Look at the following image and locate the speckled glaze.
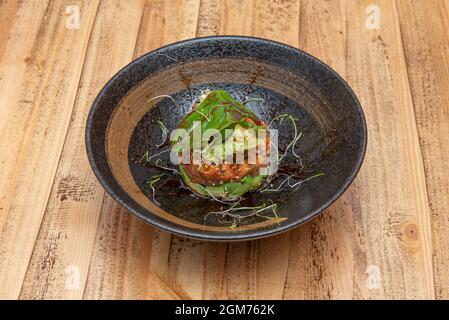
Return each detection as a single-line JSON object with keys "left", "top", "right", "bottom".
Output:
{"left": 86, "top": 36, "right": 367, "bottom": 241}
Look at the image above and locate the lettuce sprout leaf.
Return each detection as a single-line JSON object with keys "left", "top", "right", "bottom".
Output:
{"left": 174, "top": 90, "right": 268, "bottom": 199}
{"left": 179, "top": 165, "right": 265, "bottom": 200}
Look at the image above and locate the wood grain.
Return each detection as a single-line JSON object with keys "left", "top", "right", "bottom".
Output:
{"left": 0, "top": 0, "right": 448, "bottom": 300}
{"left": 83, "top": 0, "right": 201, "bottom": 300}
{"left": 396, "top": 0, "right": 449, "bottom": 299}
{"left": 282, "top": 0, "right": 359, "bottom": 300}
{"left": 216, "top": 0, "right": 300, "bottom": 300}
{"left": 18, "top": 0, "right": 145, "bottom": 300}
{"left": 0, "top": 0, "right": 99, "bottom": 299}
{"left": 0, "top": 0, "right": 20, "bottom": 60}
{"left": 344, "top": 0, "right": 434, "bottom": 298}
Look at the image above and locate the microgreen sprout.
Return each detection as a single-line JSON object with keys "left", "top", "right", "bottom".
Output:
{"left": 140, "top": 150, "right": 150, "bottom": 162}
{"left": 154, "top": 158, "right": 179, "bottom": 175}
{"left": 287, "top": 172, "right": 325, "bottom": 189}
{"left": 147, "top": 173, "right": 165, "bottom": 206}
{"left": 196, "top": 184, "right": 243, "bottom": 205}
{"left": 204, "top": 200, "right": 280, "bottom": 227}
{"left": 148, "top": 94, "right": 176, "bottom": 106}
{"left": 192, "top": 108, "right": 211, "bottom": 122}
{"left": 140, "top": 148, "right": 171, "bottom": 162}
{"left": 155, "top": 120, "right": 169, "bottom": 148}
{"left": 242, "top": 97, "right": 265, "bottom": 104}
{"left": 268, "top": 113, "right": 290, "bottom": 128}
{"left": 268, "top": 113, "right": 303, "bottom": 164}
{"left": 260, "top": 174, "right": 294, "bottom": 193}
{"left": 261, "top": 172, "right": 325, "bottom": 193}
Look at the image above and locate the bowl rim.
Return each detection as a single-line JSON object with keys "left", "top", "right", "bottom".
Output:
{"left": 85, "top": 35, "right": 367, "bottom": 241}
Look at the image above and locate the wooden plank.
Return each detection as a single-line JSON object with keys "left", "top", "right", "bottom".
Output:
{"left": 282, "top": 0, "right": 358, "bottom": 299}
{"left": 396, "top": 0, "right": 449, "bottom": 299}
{"left": 219, "top": 0, "right": 300, "bottom": 300}
{"left": 0, "top": 0, "right": 442, "bottom": 300}
{"left": 146, "top": 0, "right": 301, "bottom": 300}
{"left": 191, "top": 0, "right": 434, "bottom": 299}
{"left": 0, "top": 0, "right": 99, "bottom": 299}
{"left": 340, "top": 0, "right": 434, "bottom": 298}
{"left": 18, "top": 0, "right": 145, "bottom": 300}
{"left": 196, "top": 0, "right": 354, "bottom": 300}
{"left": 203, "top": 0, "right": 356, "bottom": 300}
{"left": 83, "top": 0, "right": 201, "bottom": 300}
{"left": 0, "top": 0, "right": 20, "bottom": 60}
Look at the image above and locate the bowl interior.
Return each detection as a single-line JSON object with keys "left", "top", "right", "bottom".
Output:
{"left": 86, "top": 37, "right": 366, "bottom": 240}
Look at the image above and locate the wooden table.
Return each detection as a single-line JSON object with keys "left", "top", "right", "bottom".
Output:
{"left": 0, "top": 0, "right": 448, "bottom": 300}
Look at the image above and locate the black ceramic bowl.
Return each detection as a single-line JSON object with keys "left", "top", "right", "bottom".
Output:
{"left": 86, "top": 36, "right": 366, "bottom": 241}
